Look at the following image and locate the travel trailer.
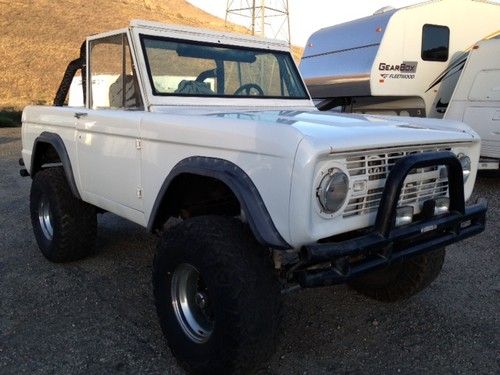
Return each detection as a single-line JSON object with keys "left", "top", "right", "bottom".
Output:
{"left": 299, "top": 0, "right": 500, "bottom": 168}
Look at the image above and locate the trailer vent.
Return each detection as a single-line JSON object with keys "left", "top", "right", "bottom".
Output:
{"left": 343, "top": 146, "right": 451, "bottom": 218}
{"left": 374, "top": 6, "right": 395, "bottom": 15}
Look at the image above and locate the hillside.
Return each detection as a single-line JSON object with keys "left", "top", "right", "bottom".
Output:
{"left": 0, "top": 0, "right": 303, "bottom": 110}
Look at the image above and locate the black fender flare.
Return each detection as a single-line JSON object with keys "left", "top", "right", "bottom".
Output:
{"left": 31, "top": 132, "right": 81, "bottom": 199}
{"left": 147, "top": 157, "right": 291, "bottom": 250}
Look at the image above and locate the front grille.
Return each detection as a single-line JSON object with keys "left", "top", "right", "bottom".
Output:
{"left": 343, "top": 146, "right": 451, "bottom": 218}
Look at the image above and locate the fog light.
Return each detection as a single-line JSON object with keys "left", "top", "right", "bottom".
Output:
{"left": 434, "top": 197, "right": 450, "bottom": 215}
{"left": 395, "top": 206, "right": 414, "bottom": 227}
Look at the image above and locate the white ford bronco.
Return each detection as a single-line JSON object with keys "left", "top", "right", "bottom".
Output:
{"left": 21, "top": 20, "right": 487, "bottom": 373}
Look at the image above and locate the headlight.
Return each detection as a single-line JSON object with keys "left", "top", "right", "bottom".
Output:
{"left": 458, "top": 154, "right": 471, "bottom": 182}
{"left": 317, "top": 168, "right": 349, "bottom": 213}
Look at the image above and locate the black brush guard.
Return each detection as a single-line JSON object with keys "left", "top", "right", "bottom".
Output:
{"left": 295, "top": 151, "right": 487, "bottom": 288}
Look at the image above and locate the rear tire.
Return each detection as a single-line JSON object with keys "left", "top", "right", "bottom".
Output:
{"left": 153, "top": 215, "right": 281, "bottom": 374}
{"left": 349, "top": 248, "right": 446, "bottom": 302}
{"left": 30, "top": 168, "right": 97, "bottom": 262}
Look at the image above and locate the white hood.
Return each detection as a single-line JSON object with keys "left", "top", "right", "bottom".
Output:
{"left": 198, "top": 109, "right": 478, "bottom": 152}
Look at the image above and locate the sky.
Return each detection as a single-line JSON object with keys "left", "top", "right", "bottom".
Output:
{"left": 186, "top": 0, "right": 426, "bottom": 46}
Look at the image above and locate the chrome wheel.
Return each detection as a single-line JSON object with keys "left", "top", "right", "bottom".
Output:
{"left": 38, "top": 195, "right": 53, "bottom": 240}
{"left": 171, "top": 263, "right": 214, "bottom": 343}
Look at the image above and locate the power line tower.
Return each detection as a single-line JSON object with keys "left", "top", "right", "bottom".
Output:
{"left": 225, "top": 0, "right": 291, "bottom": 45}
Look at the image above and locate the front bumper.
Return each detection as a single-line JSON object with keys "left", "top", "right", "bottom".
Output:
{"left": 295, "top": 151, "right": 487, "bottom": 288}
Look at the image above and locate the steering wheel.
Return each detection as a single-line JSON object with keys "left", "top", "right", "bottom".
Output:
{"left": 233, "top": 83, "right": 264, "bottom": 96}
{"left": 196, "top": 69, "right": 217, "bottom": 83}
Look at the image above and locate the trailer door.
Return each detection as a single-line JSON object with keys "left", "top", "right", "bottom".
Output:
{"left": 464, "top": 69, "right": 500, "bottom": 159}
{"left": 445, "top": 39, "right": 500, "bottom": 160}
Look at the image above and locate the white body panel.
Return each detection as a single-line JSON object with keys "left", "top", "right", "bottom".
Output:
{"left": 22, "top": 104, "right": 480, "bottom": 248}
{"left": 76, "top": 110, "right": 143, "bottom": 212}
{"left": 21, "top": 20, "right": 482, "bottom": 249}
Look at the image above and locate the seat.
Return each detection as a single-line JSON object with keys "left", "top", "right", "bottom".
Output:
{"left": 109, "top": 75, "right": 142, "bottom": 108}
{"left": 174, "top": 80, "right": 215, "bottom": 95}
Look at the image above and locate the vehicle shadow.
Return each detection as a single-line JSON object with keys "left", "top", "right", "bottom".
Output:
{"left": 477, "top": 169, "right": 500, "bottom": 179}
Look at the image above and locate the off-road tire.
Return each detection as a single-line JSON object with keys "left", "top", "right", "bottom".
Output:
{"left": 349, "top": 248, "right": 446, "bottom": 302}
{"left": 30, "top": 167, "right": 97, "bottom": 262}
{"left": 153, "top": 215, "right": 282, "bottom": 374}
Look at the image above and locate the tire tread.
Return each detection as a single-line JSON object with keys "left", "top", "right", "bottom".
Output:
{"left": 30, "top": 167, "right": 96, "bottom": 262}
{"left": 153, "top": 216, "right": 281, "bottom": 374}
{"left": 349, "top": 249, "right": 446, "bottom": 302}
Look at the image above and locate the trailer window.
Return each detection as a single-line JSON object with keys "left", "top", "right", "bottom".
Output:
{"left": 421, "top": 24, "right": 449, "bottom": 62}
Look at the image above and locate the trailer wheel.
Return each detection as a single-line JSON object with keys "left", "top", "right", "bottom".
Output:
{"left": 349, "top": 248, "right": 446, "bottom": 302}
{"left": 30, "top": 167, "right": 97, "bottom": 262}
{"left": 153, "top": 215, "right": 281, "bottom": 373}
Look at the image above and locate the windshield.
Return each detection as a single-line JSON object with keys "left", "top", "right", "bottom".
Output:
{"left": 140, "top": 35, "right": 308, "bottom": 99}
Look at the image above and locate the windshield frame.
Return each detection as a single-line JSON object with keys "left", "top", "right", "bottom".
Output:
{"left": 139, "top": 34, "right": 309, "bottom": 100}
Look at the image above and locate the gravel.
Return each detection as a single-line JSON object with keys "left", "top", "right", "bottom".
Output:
{"left": 1, "top": 127, "right": 498, "bottom": 374}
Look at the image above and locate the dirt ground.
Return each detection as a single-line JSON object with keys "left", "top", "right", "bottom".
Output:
{"left": 1, "top": 127, "right": 498, "bottom": 374}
